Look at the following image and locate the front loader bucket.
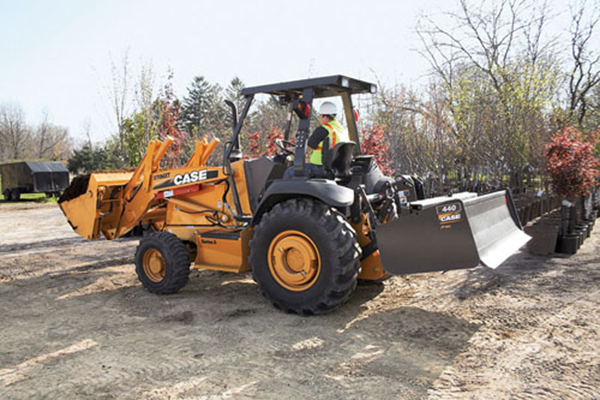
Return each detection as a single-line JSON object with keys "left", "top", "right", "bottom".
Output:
{"left": 58, "top": 172, "right": 132, "bottom": 240}
{"left": 376, "top": 190, "right": 530, "bottom": 275}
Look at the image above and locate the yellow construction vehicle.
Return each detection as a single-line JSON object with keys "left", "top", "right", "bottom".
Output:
{"left": 59, "top": 76, "right": 529, "bottom": 315}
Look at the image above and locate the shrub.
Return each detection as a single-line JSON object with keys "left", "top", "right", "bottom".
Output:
{"left": 361, "top": 125, "right": 395, "bottom": 176}
{"left": 545, "top": 126, "right": 599, "bottom": 198}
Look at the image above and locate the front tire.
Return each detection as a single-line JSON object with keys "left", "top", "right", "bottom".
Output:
{"left": 250, "top": 198, "right": 361, "bottom": 315}
{"left": 11, "top": 188, "right": 20, "bottom": 201}
{"left": 135, "top": 232, "right": 191, "bottom": 294}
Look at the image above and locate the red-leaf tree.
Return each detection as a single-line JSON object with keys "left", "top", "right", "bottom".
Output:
{"left": 244, "top": 127, "right": 284, "bottom": 158}
{"left": 361, "top": 125, "right": 395, "bottom": 176}
{"left": 245, "top": 131, "right": 262, "bottom": 158}
{"left": 157, "top": 74, "right": 186, "bottom": 167}
{"left": 545, "top": 126, "right": 599, "bottom": 198}
{"left": 265, "top": 127, "right": 283, "bottom": 156}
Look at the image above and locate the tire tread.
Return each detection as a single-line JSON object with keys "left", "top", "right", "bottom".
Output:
{"left": 250, "top": 198, "right": 361, "bottom": 315}
{"left": 135, "top": 231, "right": 190, "bottom": 294}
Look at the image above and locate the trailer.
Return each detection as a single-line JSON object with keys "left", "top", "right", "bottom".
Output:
{"left": 1, "top": 161, "right": 70, "bottom": 201}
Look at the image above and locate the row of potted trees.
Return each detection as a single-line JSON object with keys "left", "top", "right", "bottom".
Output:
{"left": 524, "top": 127, "right": 599, "bottom": 255}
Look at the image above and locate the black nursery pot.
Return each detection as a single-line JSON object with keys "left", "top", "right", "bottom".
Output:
{"left": 555, "top": 234, "right": 581, "bottom": 254}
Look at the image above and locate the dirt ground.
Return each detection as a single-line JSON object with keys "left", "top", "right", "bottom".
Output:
{"left": 0, "top": 202, "right": 598, "bottom": 399}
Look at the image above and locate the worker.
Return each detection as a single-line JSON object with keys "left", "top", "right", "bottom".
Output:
{"left": 284, "top": 101, "right": 349, "bottom": 178}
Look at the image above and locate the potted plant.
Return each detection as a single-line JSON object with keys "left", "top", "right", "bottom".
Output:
{"left": 545, "top": 127, "right": 599, "bottom": 254}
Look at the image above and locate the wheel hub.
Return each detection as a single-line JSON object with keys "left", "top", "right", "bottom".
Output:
{"left": 143, "top": 248, "right": 166, "bottom": 282}
{"left": 268, "top": 231, "right": 321, "bottom": 291}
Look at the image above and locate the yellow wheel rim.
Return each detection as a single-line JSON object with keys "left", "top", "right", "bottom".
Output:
{"left": 268, "top": 230, "right": 321, "bottom": 291}
{"left": 143, "top": 248, "right": 166, "bottom": 283}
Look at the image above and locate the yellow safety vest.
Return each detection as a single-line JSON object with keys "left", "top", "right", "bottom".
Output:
{"left": 309, "top": 119, "right": 349, "bottom": 165}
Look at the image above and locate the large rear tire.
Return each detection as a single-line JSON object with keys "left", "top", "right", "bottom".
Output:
{"left": 135, "top": 232, "right": 191, "bottom": 294}
{"left": 250, "top": 198, "right": 361, "bottom": 315}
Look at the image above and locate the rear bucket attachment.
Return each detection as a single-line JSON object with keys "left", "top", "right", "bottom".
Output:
{"left": 376, "top": 190, "right": 530, "bottom": 275}
{"left": 58, "top": 172, "right": 132, "bottom": 240}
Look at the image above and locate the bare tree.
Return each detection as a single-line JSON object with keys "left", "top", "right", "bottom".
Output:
{"left": 0, "top": 103, "right": 30, "bottom": 161}
{"left": 81, "top": 118, "right": 93, "bottom": 148}
{"left": 33, "top": 111, "right": 71, "bottom": 159}
{"left": 104, "top": 49, "right": 132, "bottom": 165}
{"left": 134, "top": 61, "right": 158, "bottom": 149}
{"left": 417, "top": 0, "right": 527, "bottom": 106}
{"left": 567, "top": 0, "right": 600, "bottom": 127}
{"left": 416, "top": 0, "right": 559, "bottom": 190}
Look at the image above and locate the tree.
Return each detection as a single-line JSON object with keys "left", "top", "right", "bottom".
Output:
{"left": 119, "top": 71, "right": 187, "bottom": 168}
{"left": 134, "top": 62, "right": 159, "bottom": 153}
{"left": 120, "top": 64, "right": 160, "bottom": 167}
{"left": 264, "top": 127, "right": 283, "bottom": 156}
{"left": 32, "top": 111, "right": 71, "bottom": 160}
{"left": 245, "top": 96, "right": 289, "bottom": 150}
{"left": 245, "top": 132, "right": 262, "bottom": 158}
{"left": 361, "top": 125, "right": 394, "bottom": 176}
{"left": 566, "top": 0, "right": 600, "bottom": 128}
{"left": 417, "top": 0, "right": 560, "bottom": 191}
{"left": 121, "top": 114, "right": 151, "bottom": 166}
{"left": 67, "top": 143, "right": 119, "bottom": 174}
{"left": 180, "top": 76, "right": 224, "bottom": 139}
{"left": 156, "top": 73, "right": 186, "bottom": 167}
{"left": 545, "top": 126, "right": 598, "bottom": 198}
{"left": 584, "top": 84, "right": 600, "bottom": 132}
{"left": 104, "top": 50, "right": 132, "bottom": 165}
{"left": 0, "top": 103, "right": 30, "bottom": 161}
{"left": 225, "top": 76, "right": 246, "bottom": 117}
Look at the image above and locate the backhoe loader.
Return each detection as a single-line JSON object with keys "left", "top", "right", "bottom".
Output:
{"left": 59, "top": 75, "right": 530, "bottom": 315}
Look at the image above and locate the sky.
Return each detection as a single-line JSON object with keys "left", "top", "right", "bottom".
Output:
{"left": 0, "top": 0, "right": 581, "bottom": 143}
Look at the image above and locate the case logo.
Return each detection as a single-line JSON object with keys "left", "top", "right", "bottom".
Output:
{"left": 174, "top": 170, "right": 208, "bottom": 185}
{"left": 436, "top": 202, "right": 462, "bottom": 224}
{"left": 439, "top": 213, "right": 462, "bottom": 222}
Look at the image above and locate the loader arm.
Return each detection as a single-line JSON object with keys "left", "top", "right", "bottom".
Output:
{"left": 59, "top": 136, "right": 224, "bottom": 241}
{"left": 107, "top": 138, "right": 173, "bottom": 238}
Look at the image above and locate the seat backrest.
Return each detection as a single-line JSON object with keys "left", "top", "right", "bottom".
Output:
{"left": 325, "top": 141, "right": 356, "bottom": 179}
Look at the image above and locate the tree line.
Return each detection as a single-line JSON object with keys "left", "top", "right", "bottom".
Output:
{"left": 0, "top": 105, "right": 72, "bottom": 163}
{"left": 67, "top": 58, "right": 291, "bottom": 173}
{"left": 365, "top": 0, "right": 600, "bottom": 194}
{"left": 2, "top": 0, "right": 598, "bottom": 197}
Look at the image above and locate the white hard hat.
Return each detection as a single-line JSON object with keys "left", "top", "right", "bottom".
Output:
{"left": 318, "top": 101, "right": 337, "bottom": 116}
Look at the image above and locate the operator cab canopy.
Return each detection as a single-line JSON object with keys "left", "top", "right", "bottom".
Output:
{"left": 238, "top": 75, "right": 377, "bottom": 150}
{"left": 240, "top": 75, "right": 377, "bottom": 100}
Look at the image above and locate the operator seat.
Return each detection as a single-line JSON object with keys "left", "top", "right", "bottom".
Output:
{"left": 323, "top": 141, "right": 357, "bottom": 181}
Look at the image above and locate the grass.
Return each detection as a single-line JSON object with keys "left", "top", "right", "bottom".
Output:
{"left": 0, "top": 191, "right": 58, "bottom": 204}
{"left": 0, "top": 174, "right": 58, "bottom": 204}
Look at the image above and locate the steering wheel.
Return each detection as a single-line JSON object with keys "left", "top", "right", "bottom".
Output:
{"left": 275, "top": 139, "right": 295, "bottom": 155}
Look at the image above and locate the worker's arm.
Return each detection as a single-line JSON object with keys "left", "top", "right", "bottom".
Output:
{"left": 307, "top": 126, "right": 328, "bottom": 149}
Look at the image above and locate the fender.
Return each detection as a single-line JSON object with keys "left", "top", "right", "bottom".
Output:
{"left": 251, "top": 178, "right": 355, "bottom": 225}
